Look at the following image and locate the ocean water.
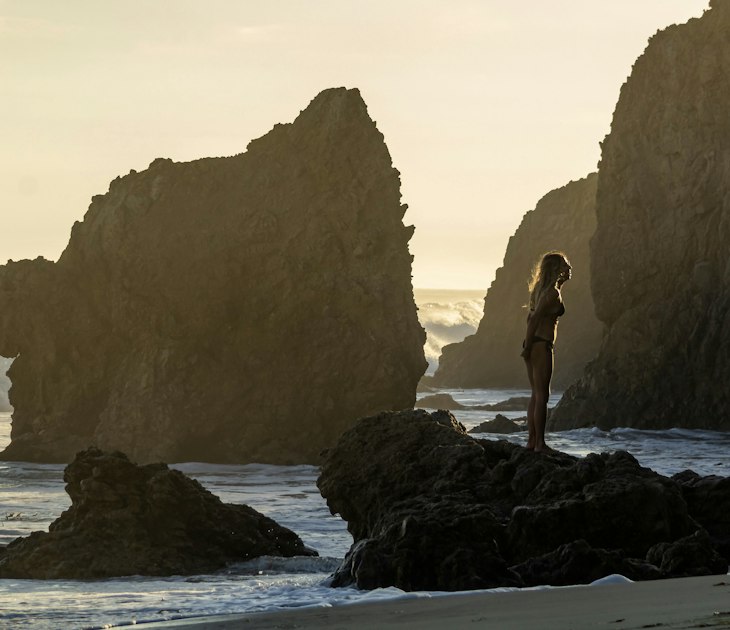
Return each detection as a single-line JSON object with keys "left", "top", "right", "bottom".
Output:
{"left": 1, "top": 294, "right": 728, "bottom": 628}
{"left": 2, "top": 392, "right": 730, "bottom": 629}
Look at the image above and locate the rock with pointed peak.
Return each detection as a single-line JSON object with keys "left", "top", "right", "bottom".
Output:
{"left": 0, "top": 88, "right": 426, "bottom": 464}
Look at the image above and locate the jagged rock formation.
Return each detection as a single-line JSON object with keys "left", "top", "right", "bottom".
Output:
{"left": 317, "top": 409, "right": 728, "bottom": 591}
{"left": 0, "top": 358, "right": 10, "bottom": 411}
{"left": 551, "top": 2, "right": 730, "bottom": 431}
{"left": 0, "top": 448, "right": 315, "bottom": 579}
{"left": 431, "top": 174, "right": 602, "bottom": 390}
{"left": 672, "top": 470, "right": 730, "bottom": 562}
{"left": 0, "top": 88, "right": 426, "bottom": 464}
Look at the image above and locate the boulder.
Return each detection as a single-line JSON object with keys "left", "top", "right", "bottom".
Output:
{"left": 431, "top": 174, "right": 602, "bottom": 390}
{"left": 0, "top": 448, "right": 315, "bottom": 579}
{"left": 318, "top": 409, "right": 727, "bottom": 591}
{"left": 551, "top": 3, "right": 730, "bottom": 431}
{"left": 511, "top": 539, "right": 661, "bottom": 587}
{"left": 646, "top": 529, "right": 728, "bottom": 579}
{"left": 318, "top": 410, "right": 522, "bottom": 591}
{"left": 504, "top": 450, "right": 695, "bottom": 564}
{"left": 672, "top": 470, "right": 730, "bottom": 563}
{"left": 468, "top": 414, "right": 522, "bottom": 434}
{"left": 0, "top": 87, "right": 426, "bottom": 464}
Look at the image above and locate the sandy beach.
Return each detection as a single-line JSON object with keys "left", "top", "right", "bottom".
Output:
{"left": 138, "top": 574, "right": 730, "bottom": 629}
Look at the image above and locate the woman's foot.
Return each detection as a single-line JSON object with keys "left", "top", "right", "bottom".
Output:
{"left": 534, "top": 444, "right": 559, "bottom": 455}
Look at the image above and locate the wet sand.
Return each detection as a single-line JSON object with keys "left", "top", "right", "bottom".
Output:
{"left": 139, "top": 573, "right": 730, "bottom": 629}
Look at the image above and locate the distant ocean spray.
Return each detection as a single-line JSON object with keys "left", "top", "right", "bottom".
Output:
{"left": 414, "top": 289, "right": 485, "bottom": 374}
{"left": 0, "top": 357, "right": 11, "bottom": 411}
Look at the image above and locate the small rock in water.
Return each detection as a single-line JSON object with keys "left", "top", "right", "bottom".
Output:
{"left": 468, "top": 414, "right": 523, "bottom": 434}
{"left": 0, "top": 447, "right": 316, "bottom": 579}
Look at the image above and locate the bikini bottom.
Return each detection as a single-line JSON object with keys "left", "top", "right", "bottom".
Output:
{"left": 523, "top": 336, "right": 554, "bottom": 351}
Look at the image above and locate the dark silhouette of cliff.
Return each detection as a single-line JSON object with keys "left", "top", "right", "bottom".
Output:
{"left": 431, "top": 175, "right": 602, "bottom": 390}
{"left": 0, "top": 87, "right": 427, "bottom": 464}
{"left": 551, "top": 2, "right": 730, "bottom": 430}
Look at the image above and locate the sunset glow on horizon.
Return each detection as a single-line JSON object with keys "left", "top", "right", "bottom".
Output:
{"left": 1, "top": 0, "right": 708, "bottom": 289}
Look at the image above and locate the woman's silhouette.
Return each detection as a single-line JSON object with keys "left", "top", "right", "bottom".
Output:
{"left": 520, "top": 251, "right": 572, "bottom": 452}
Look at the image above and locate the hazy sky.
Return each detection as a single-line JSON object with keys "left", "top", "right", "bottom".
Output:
{"left": 1, "top": 1, "right": 708, "bottom": 289}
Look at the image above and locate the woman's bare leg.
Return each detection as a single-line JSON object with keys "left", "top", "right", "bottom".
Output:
{"left": 524, "top": 355, "right": 536, "bottom": 449}
{"left": 530, "top": 344, "right": 554, "bottom": 452}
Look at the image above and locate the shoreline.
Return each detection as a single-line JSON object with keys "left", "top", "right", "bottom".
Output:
{"left": 138, "top": 573, "right": 730, "bottom": 629}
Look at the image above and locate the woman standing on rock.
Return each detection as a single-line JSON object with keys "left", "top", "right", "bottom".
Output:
{"left": 520, "top": 251, "right": 571, "bottom": 453}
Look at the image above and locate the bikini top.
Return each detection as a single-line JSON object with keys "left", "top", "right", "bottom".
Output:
{"left": 530, "top": 302, "right": 565, "bottom": 318}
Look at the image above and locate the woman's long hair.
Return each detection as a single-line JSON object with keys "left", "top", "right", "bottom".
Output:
{"left": 527, "top": 251, "right": 566, "bottom": 310}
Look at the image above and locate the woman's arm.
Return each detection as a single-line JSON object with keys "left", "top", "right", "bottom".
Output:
{"left": 521, "top": 288, "right": 558, "bottom": 358}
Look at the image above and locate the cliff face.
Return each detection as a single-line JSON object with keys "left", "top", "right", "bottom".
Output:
{"left": 431, "top": 175, "right": 602, "bottom": 390}
{"left": 551, "top": 3, "right": 730, "bottom": 430}
{"left": 0, "top": 88, "right": 426, "bottom": 464}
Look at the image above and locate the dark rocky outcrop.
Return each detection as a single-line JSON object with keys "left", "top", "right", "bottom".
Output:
{"left": 431, "top": 174, "right": 603, "bottom": 390}
{"left": 512, "top": 539, "right": 661, "bottom": 587}
{"left": 468, "top": 414, "right": 522, "bottom": 434}
{"left": 645, "top": 529, "right": 727, "bottom": 579}
{"left": 0, "top": 87, "right": 426, "bottom": 464}
{"left": 551, "top": 3, "right": 730, "bottom": 430}
{"left": 672, "top": 470, "right": 730, "bottom": 562}
{"left": 318, "top": 409, "right": 729, "bottom": 591}
{"left": 0, "top": 448, "right": 314, "bottom": 579}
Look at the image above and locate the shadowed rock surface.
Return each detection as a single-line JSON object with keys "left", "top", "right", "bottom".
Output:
{"left": 0, "top": 87, "right": 426, "bottom": 464}
{"left": 551, "top": 3, "right": 730, "bottom": 431}
{"left": 317, "top": 409, "right": 729, "bottom": 591}
{"left": 431, "top": 174, "right": 602, "bottom": 390}
{"left": 468, "top": 414, "right": 522, "bottom": 434}
{"left": 511, "top": 539, "right": 662, "bottom": 586}
{"left": 0, "top": 448, "right": 315, "bottom": 579}
{"left": 672, "top": 470, "right": 730, "bottom": 562}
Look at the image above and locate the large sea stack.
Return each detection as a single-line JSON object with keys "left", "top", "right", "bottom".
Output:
{"left": 551, "top": 2, "right": 730, "bottom": 430}
{"left": 0, "top": 87, "right": 427, "bottom": 464}
{"left": 431, "top": 175, "right": 602, "bottom": 390}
